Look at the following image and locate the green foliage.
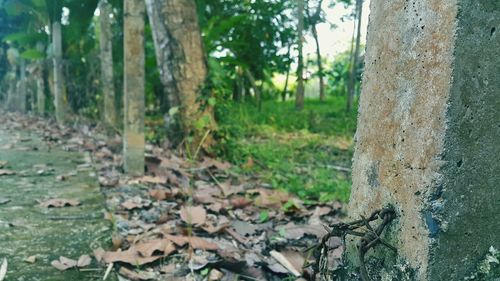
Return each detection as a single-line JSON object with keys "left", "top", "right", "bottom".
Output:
{"left": 217, "top": 97, "right": 357, "bottom": 202}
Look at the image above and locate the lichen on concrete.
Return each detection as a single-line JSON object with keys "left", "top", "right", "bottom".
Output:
{"left": 345, "top": 0, "right": 499, "bottom": 280}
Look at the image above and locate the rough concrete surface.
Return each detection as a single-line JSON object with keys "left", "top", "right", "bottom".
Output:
{"left": 345, "top": 0, "right": 499, "bottom": 280}
{"left": 0, "top": 127, "right": 114, "bottom": 280}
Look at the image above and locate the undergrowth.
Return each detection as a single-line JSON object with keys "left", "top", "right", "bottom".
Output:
{"left": 216, "top": 97, "right": 358, "bottom": 203}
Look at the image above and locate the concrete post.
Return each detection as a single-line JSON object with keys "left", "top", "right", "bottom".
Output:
{"left": 123, "top": 0, "right": 145, "bottom": 176}
{"left": 345, "top": 1, "right": 499, "bottom": 280}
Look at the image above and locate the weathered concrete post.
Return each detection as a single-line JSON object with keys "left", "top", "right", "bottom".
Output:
{"left": 123, "top": 0, "right": 145, "bottom": 175}
{"left": 345, "top": 1, "right": 499, "bottom": 280}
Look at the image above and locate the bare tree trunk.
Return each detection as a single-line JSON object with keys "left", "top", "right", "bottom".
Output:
{"left": 244, "top": 68, "right": 262, "bottom": 110}
{"left": 144, "top": 0, "right": 179, "bottom": 109}
{"left": 36, "top": 62, "right": 45, "bottom": 114}
{"left": 307, "top": 0, "right": 325, "bottom": 102}
{"left": 16, "top": 58, "right": 27, "bottom": 112}
{"left": 123, "top": 0, "right": 145, "bottom": 175}
{"left": 295, "top": 0, "right": 305, "bottom": 111}
{"left": 233, "top": 66, "right": 242, "bottom": 102}
{"left": 282, "top": 45, "right": 291, "bottom": 102}
{"left": 346, "top": 12, "right": 356, "bottom": 97}
{"left": 52, "top": 21, "right": 68, "bottom": 124}
{"left": 347, "top": 0, "right": 363, "bottom": 112}
{"left": 146, "top": 0, "right": 214, "bottom": 154}
{"left": 5, "top": 69, "right": 16, "bottom": 111}
{"left": 99, "top": 0, "right": 117, "bottom": 127}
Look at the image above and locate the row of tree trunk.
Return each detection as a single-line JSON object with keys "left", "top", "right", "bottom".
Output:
{"left": 3, "top": 0, "right": 211, "bottom": 176}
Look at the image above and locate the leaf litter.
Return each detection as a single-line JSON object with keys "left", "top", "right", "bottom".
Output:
{"left": 1, "top": 112, "right": 347, "bottom": 280}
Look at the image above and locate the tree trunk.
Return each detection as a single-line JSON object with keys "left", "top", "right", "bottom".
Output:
{"left": 282, "top": 45, "right": 292, "bottom": 102}
{"left": 308, "top": 0, "right": 325, "bottom": 102}
{"left": 144, "top": 0, "right": 180, "bottom": 109}
{"left": 244, "top": 68, "right": 261, "bottom": 110}
{"left": 99, "top": 0, "right": 117, "bottom": 127}
{"left": 5, "top": 69, "right": 16, "bottom": 111}
{"left": 52, "top": 21, "right": 68, "bottom": 124}
{"left": 36, "top": 62, "right": 45, "bottom": 114}
{"left": 16, "top": 58, "right": 27, "bottom": 112}
{"left": 347, "top": 0, "right": 363, "bottom": 112}
{"left": 295, "top": 0, "right": 305, "bottom": 111}
{"left": 233, "top": 67, "right": 242, "bottom": 102}
{"left": 145, "top": 0, "right": 214, "bottom": 154}
{"left": 123, "top": 0, "right": 145, "bottom": 175}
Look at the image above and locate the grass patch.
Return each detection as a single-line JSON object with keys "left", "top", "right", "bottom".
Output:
{"left": 217, "top": 97, "right": 358, "bottom": 203}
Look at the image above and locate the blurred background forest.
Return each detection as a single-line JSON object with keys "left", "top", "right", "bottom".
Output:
{"left": 0, "top": 0, "right": 367, "bottom": 203}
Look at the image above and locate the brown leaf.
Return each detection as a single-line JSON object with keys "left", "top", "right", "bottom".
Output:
{"left": 229, "top": 196, "right": 252, "bottom": 208}
{"left": 130, "top": 175, "right": 166, "bottom": 185}
{"left": 277, "top": 222, "right": 328, "bottom": 240}
{"left": 248, "top": 188, "right": 289, "bottom": 209}
{"left": 77, "top": 255, "right": 92, "bottom": 267}
{"left": 135, "top": 239, "right": 176, "bottom": 257}
{"left": 148, "top": 188, "right": 172, "bottom": 201}
{"left": 180, "top": 205, "right": 206, "bottom": 226}
{"left": 164, "top": 235, "right": 218, "bottom": 250}
{"left": 0, "top": 169, "right": 15, "bottom": 176}
{"left": 51, "top": 256, "right": 77, "bottom": 271}
{"left": 200, "top": 157, "right": 231, "bottom": 170}
{"left": 103, "top": 248, "right": 163, "bottom": 266}
{"left": 121, "top": 197, "right": 150, "bottom": 210}
{"left": 118, "top": 267, "right": 157, "bottom": 281}
{"left": 40, "top": 198, "right": 81, "bottom": 208}
{"left": 308, "top": 206, "right": 332, "bottom": 225}
{"left": 220, "top": 182, "right": 245, "bottom": 197}
{"left": 93, "top": 247, "right": 105, "bottom": 263}
{"left": 208, "top": 269, "right": 224, "bottom": 281}
{"left": 241, "top": 157, "right": 254, "bottom": 170}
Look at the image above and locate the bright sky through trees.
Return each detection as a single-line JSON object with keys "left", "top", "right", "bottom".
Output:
{"left": 304, "top": 0, "right": 370, "bottom": 58}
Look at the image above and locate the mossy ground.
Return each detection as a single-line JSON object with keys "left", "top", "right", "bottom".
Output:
{"left": 0, "top": 128, "right": 114, "bottom": 280}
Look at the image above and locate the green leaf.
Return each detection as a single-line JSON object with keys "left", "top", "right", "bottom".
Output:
{"left": 208, "top": 97, "right": 216, "bottom": 106}
{"left": 2, "top": 32, "right": 46, "bottom": 45}
{"left": 20, "top": 49, "right": 45, "bottom": 60}
{"left": 259, "top": 210, "right": 269, "bottom": 223}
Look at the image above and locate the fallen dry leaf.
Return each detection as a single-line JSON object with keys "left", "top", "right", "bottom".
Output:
{"left": 0, "top": 258, "right": 6, "bottom": 281}
{"left": 103, "top": 248, "right": 163, "bottom": 266}
{"left": 51, "top": 256, "right": 77, "bottom": 271}
{"left": 118, "top": 267, "right": 157, "bottom": 281}
{"left": 180, "top": 205, "right": 206, "bottom": 226}
{"left": 0, "top": 169, "right": 15, "bottom": 176}
{"left": 270, "top": 250, "right": 301, "bottom": 277}
{"left": 121, "top": 197, "right": 150, "bottom": 210}
{"left": 135, "top": 239, "right": 176, "bottom": 257}
{"left": 148, "top": 188, "right": 174, "bottom": 201}
{"left": 77, "top": 255, "right": 92, "bottom": 267}
{"left": 24, "top": 256, "right": 36, "bottom": 264}
{"left": 208, "top": 269, "right": 224, "bottom": 281}
{"left": 200, "top": 157, "right": 231, "bottom": 170}
{"left": 164, "top": 235, "right": 218, "bottom": 250}
{"left": 130, "top": 175, "right": 166, "bottom": 185}
{"left": 40, "top": 198, "right": 81, "bottom": 208}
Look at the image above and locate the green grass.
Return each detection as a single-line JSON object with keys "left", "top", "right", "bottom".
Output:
{"left": 217, "top": 96, "right": 358, "bottom": 203}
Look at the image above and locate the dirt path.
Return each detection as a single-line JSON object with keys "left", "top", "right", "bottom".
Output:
{"left": 0, "top": 126, "right": 113, "bottom": 280}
